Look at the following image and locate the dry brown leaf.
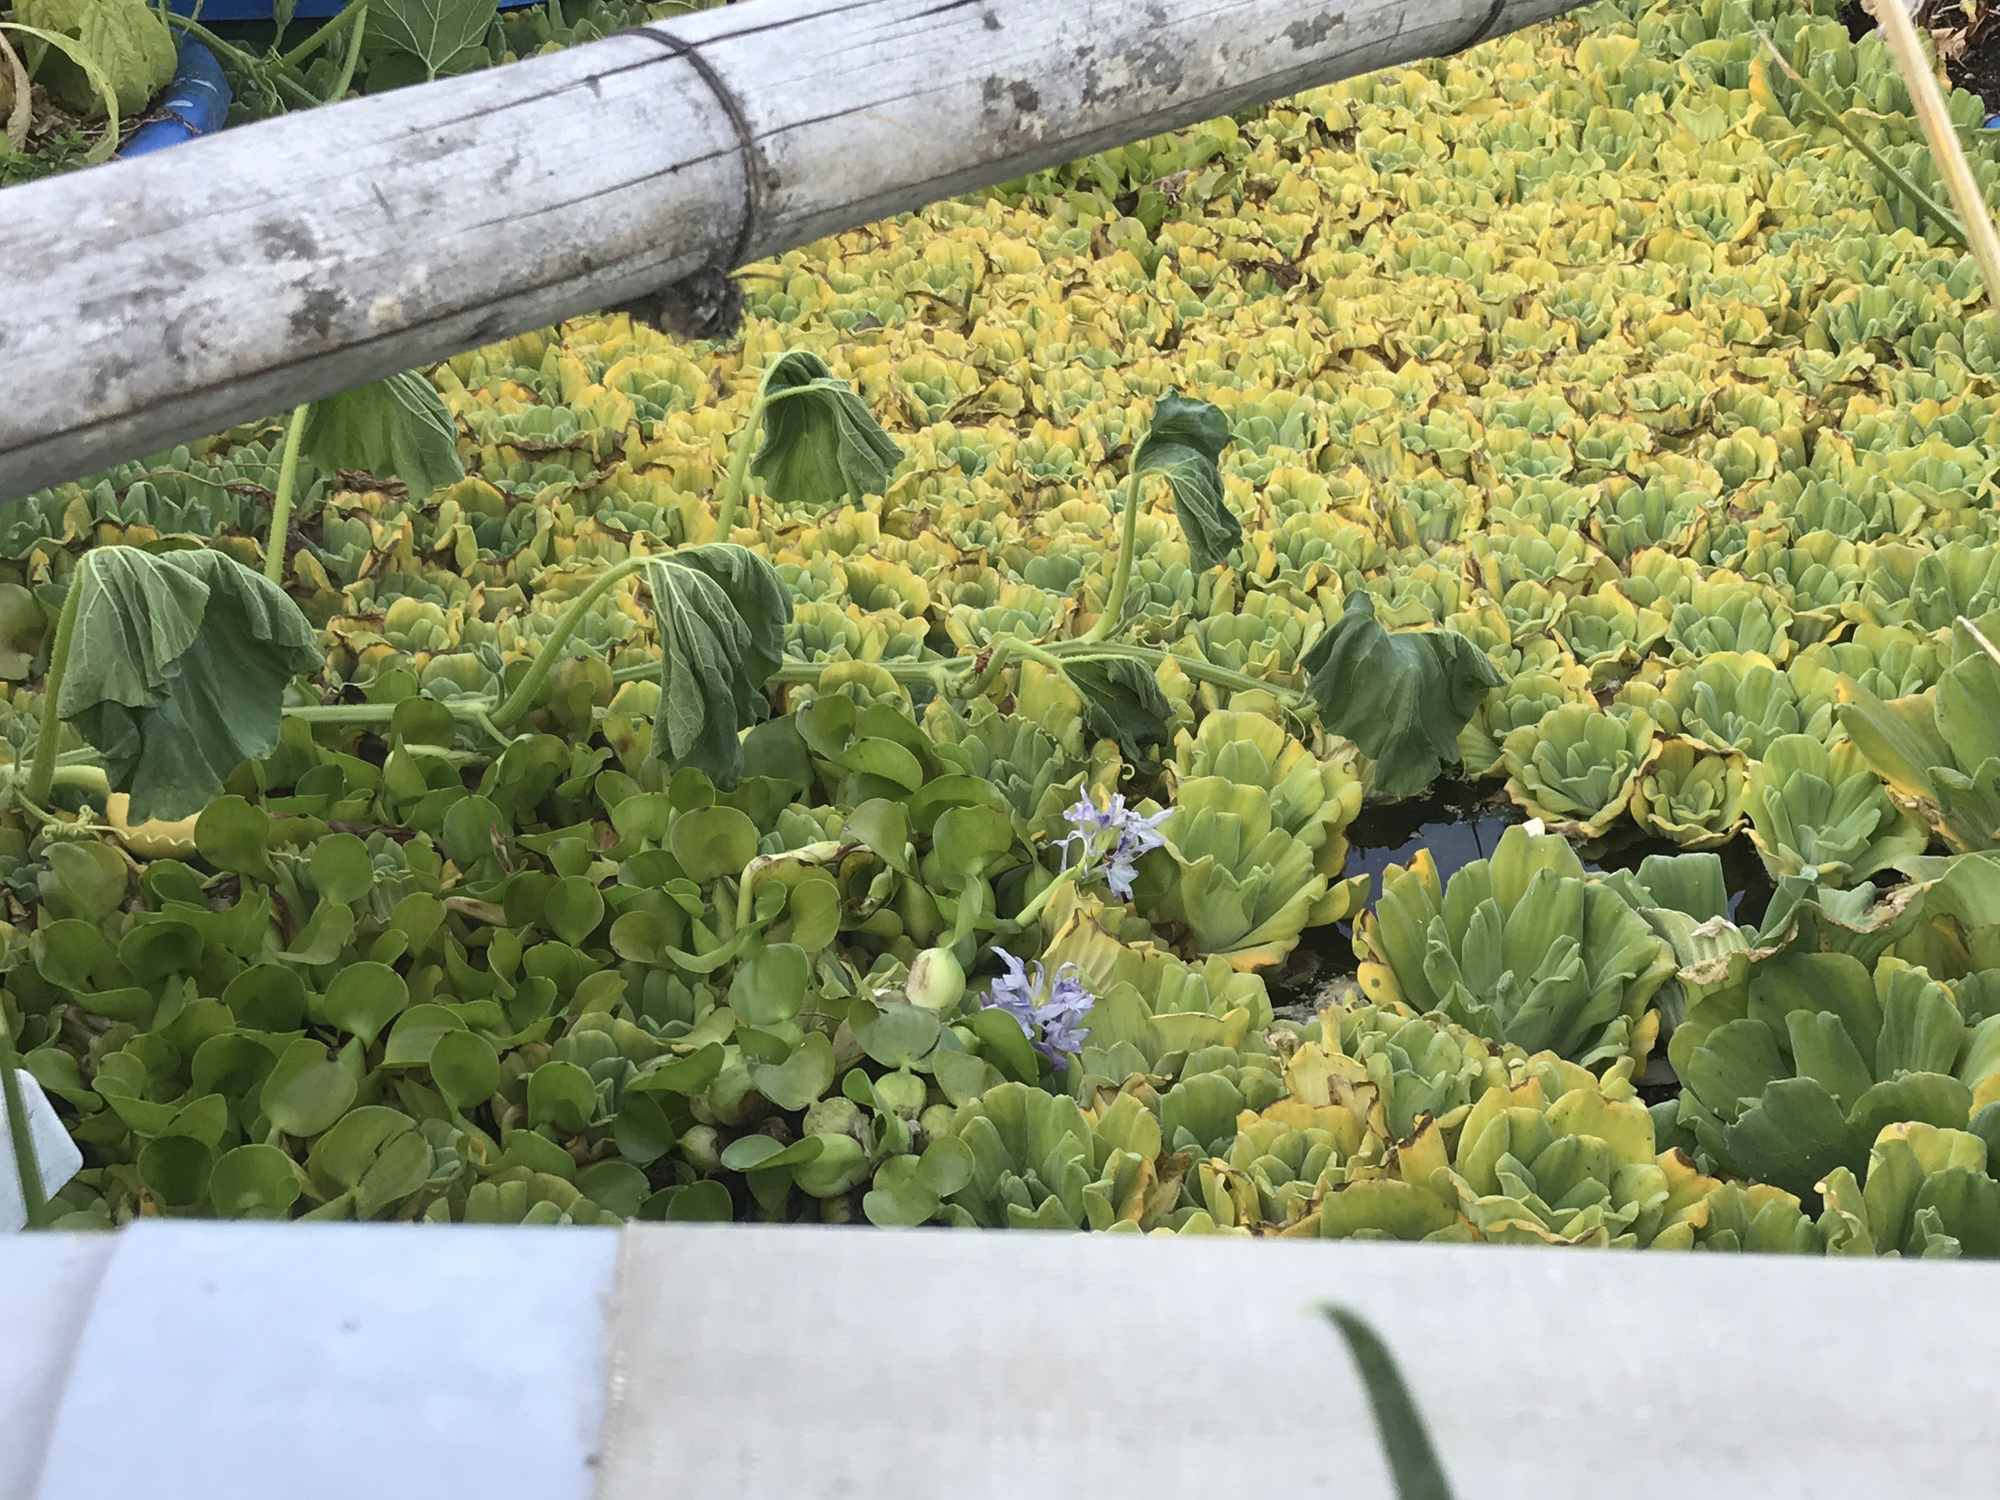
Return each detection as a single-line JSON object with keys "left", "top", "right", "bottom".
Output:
{"left": 0, "top": 30, "right": 29, "bottom": 154}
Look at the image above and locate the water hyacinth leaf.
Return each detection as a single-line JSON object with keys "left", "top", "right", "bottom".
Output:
{"left": 670, "top": 804, "right": 760, "bottom": 882}
{"left": 844, "top": 799, "right": 912, "bottom": 875}
{"left": 1065, "top": 656, "right": 1174, "bottom": 760}
{"left": 528, "top": 1060, "right": 598, "bottom": 1133}
{"left": 261, "top": 1037, "right": 363, "bottom": 1138}
{"left": 751, "top": 350, "right": 904, "bottom": 508}
{"left": 309, "top": 834, "right": 374, "bottom": 904}
{"left": 628, "top": 1042, "right": 725, "bottom": 1097}
{"left": 750, "top": 1031, "right": 836, "bottom": 1111}
{"left": 318, "top": 961, "right": 409, "bottom": 1047}
{"left": 855, "top": 1001, "right": 943, "bottom": 1069}
{"left": 718, "top": 1134, "right": 824, "bottom": 1173}
{"left": 429, "top": 1029, "right": 500, "bottom": 1114}
{"left": 659, "top": 1180, "right": 733, "bottom": 1222}
{"left": 967, "top": 1003, "right": 1041, "bottom": 1084}
{"left": 793, "top": 1134, "right": 869, "bottom": 1197}
{"left": 225, "top": 963, "right": 308, "bottom": 1032}
{"left": 299, "top": 371, "right": 465, "bottom": 497}
{"left": 1303, "top": 593, "right": 1502, "bottom": 799}
{"left": 382, "top": 1003, "right": 466, "bottom": 1068}
{"left": 728, "top": 942, "right": 810, "bottom": 1027}
{"left": 305, "top": 1107, "right": 433, "bottom": 1217}
{"left": 58, "top": 546, "right": 322, "bottom": 821}
{"left": 1134, "top": 393, "right": 1238, "bottom": 571}
{"left": 1321, "top": 1306, "right": 1457, "bottom": 1500}
{"left": 639, "top": 546, "right": 791, "bottom": 789}
{"left": 138, "top": 1136, "right": 212, "bottom": 1208}
{"left": 862, "top": 1152, "right": 944, "bottom": 1227}
{"left": 544, "top": 876, "right": 606, "bottom": 947}
{"left": 40, "top": 840, "right": 127, "bottom": 921}
{"left": 208, "top": 1143, "right": 305, "bottom": 1219}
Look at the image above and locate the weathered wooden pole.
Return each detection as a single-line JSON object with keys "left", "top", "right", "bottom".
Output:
{"left": 0, "top": 0, "right": 1581, "bottom": 500}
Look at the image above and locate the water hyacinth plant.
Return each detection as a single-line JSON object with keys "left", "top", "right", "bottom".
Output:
{"left": 1056, "top": 788, "right": 1170, "bottom": 901}
{"left": 980, "top": 949, "right": 1097, "bottom": 1065}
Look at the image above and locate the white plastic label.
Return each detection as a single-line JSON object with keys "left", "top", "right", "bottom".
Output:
{"left": 2, "top": 1068, "right": 83, "bottom": 1231}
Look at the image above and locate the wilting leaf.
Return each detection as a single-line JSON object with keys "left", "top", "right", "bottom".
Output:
{"left": 1303, "top": 592, "right": 1501, "bottom": 799}
{"left": 1134, "top": 393, "right": 1238, "bottom": 572}
{"left": 367, "top": 0, "right": 497, "bottom": 82}
{"left": 12, "top": 0, "right": 173, "bottom": 115}
{"left": 639, "top": 544, "right": 791, "bottom": 788}
{"left": 751, "top": 350, "right": 904, "bottom": 509}
{"left": 299, "top": 371, "right": 465, "bottom": 497}
{"left": 0, "top": 21, "right": 121, "bottom": 161}
{"left": 1065, "top": 656, "right": 1173, "bottom": 760}
{"left": 59, "top": 546, "right": 323, "bottom": 821}
{"left": 1322, "top": 1306, "right": 1457, "bottom": 1500}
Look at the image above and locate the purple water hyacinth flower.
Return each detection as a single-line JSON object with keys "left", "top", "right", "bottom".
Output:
{"left": 980, "top": 946, "right": 1097, "bottom": 1064}
{"left": 1057, "top": 789, "right": 1171, "bottom": 902}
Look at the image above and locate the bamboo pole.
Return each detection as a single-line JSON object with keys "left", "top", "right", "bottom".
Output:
{"left": 0, "top": 0, "right": 1581, "bottom": 500}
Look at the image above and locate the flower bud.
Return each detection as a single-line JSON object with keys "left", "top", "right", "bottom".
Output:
{"left": 678, "top": 1124, "right": 722, "bottom": 1173}
{"left": 907, "top": 945, "right": 967, "bottom": 1011}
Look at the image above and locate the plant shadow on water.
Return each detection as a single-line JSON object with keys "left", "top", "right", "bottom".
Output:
{"left": 1268, "top": 780, "right": 1778, "bottom": 1018}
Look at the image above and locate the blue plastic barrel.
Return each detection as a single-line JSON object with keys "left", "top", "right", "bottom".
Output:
{"left": 119, "top": 38, "right": 232, "bottom": 158}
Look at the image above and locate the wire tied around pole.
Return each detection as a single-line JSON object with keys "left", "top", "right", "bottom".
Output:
{"left": 605, "top": 24, "right": 767, "bottom": 340}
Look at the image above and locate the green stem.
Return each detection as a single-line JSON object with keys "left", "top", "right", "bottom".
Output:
{"left": 720, "top": 362, "right": 796, "bottom": 532}
{"left": 1085, "top": 469, "right": 1146, "bottom": 643}
{"left": 765, "top": 656, "right": 961, "bottom": 686}
{"left": 25, "top": 558, "right": 87, "bottom": 808}
{"left": 1000, "top": 867, "right": 1076, "bottom": 934}
{"left": 276, "top": 0, "right": 366, "bottom": 70}
{"left": 266, "top": 403, "right": 310, "bottom": 585}
{"left": 281, "top": 698, "right": 499, "bottom": 725}
{"left": 1047, "top": 639, "right": 1306, "bottom": 705}
{"left": 320, "top": 2, "right": 367, "bottom": 103}
{"left": 165, "top": 15, "right": 323, "bottom": 111}
{"left": 1, "top": 1007, "right": 50, "bottom": 1229}
{"left": 954, "top": 639, "right": 1020, "bottom": 700}
{"left": 1755, "top": 29, "right": 1966, "bottom": 246}
{"left": 735, "top": 839, "right": 851, "bottom": 929}
{"left": 488, "top": 556, "right": 651, "bottom": 730}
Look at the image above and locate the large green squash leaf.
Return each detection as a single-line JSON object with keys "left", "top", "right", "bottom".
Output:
{"left": 299, "top": 371, "right": 465, "bottom": 499}
{"left": 751, "top": 351, "right": 903, "bottom": 509}
{"left": 639, "top": 544, "right": 791, "bottom": 788}
{"left": 1134, "top": 393, "right": 1238, "bottom": 572}
{"left": 58, "top": 546, "right": 323, "bottom": 821}
{"left": 1303, "top": 593, "right": 1501, "bottom": 799}
{"left": 1065, "top": 656, "right": 1173, "bottom": 761}
{"left": 367, "top": 0, "right": 497, "bottom": 82}
{"left": 15, "top": 0, "right": 173, "bottom": 116}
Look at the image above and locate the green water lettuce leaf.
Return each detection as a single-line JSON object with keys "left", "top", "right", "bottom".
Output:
{"left": 751, "top": 350, "right": 904, "bottom": 509}
{"left": 1303, "top": 593, "right": 1502, "bottom": 800}
{"left": 299, "top": 371, "right": 465, "bottom": 499}
{"left": 639, "top": 544, "right": 791, "bottom": 788}
{"left": 16, "top": 0, "right": 173, "bottom": 116}
{"left": 58, "top": 546, "right": 322, "bottom": 821}
{"left": 1134, "top": 393, "right": 1238, "bottom": 572}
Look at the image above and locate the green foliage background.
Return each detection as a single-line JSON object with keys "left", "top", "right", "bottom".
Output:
{"left": 9, "top": 0, "right": 2000, "bottom": 1252}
